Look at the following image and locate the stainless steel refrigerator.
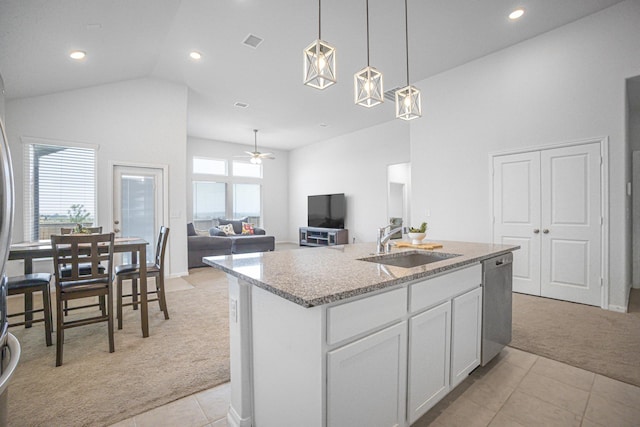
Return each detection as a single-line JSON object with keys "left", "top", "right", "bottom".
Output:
{"left": 0, "top": 99, "right": 20, "bottom": 425}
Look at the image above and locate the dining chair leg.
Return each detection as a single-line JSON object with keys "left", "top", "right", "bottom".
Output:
{"left": 64, "top": 300, "right": 69, "bottom": 316}
{"left": 56, "top": 296, "right": 64, "bottom": 367}
{"left": 158, "top": 276, "right": 169, "bottom": 320}
{"left": 107, "top": 286, "right": 115, "bottom": 353}
{"left": 99, "top": 295, "right": 106, "bottom": 316}
{"left": 131, "top": 278, "right": 139, "bottom": 310}
{"left": 116, "top": 276, "right": 123, "bottom": 330}
{"left": 42, "top": 284, "right": 53, "bottom": 347}
{"left": 24, "top": 291, "right": 33, "bottom": 327}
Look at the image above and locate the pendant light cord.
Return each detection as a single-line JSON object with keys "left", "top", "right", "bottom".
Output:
{"left": 318, "top": 0, "right": 322, "bottom": 39}
{"left": 404, "top": 0, "right": 410, "bottom": 85}
{"left": 366, "top": 0, "right": 370, "bottom": 66}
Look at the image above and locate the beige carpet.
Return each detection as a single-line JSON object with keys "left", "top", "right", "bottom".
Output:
{"left": 7, "top": 267, "right": 230, "bottom": 427}
{"left": 510, "top": 289, "right": 640, "bottom": 387}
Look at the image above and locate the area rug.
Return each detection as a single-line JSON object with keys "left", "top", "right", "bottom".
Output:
{"left": 510, "top": 289, "right": 640, "bottom": 387}
{"left": 7, "top": 268, "right": 230, "bottom": 426}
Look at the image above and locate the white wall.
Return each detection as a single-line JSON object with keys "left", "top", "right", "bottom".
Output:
{"left": 289, "top": 120, "right": 410, "bottom": 244}
{"left": 6, "top": 78, "right": 189, "bottom": 276}
{"left": 409, "top": 0, "right": 640, "bottom": 309}
{"left": 187, "top": 137, "right": 290, "bottom": 241}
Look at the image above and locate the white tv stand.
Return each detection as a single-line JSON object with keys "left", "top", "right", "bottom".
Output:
{"left": 299, "top": 227, "right": 349, "bottom": 247}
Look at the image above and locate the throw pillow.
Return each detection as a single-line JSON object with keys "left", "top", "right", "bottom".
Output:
{"left": 218, "top": 223, "right": 236, "bottom": 235}
{"left": 218, "top": 217, "right": 248, "bottom": 235}
{"left": 187, "top": 223, "right": 197, "bottom": 236}
{"left": 241, "top": 222, "right": 255, "bottom": 235}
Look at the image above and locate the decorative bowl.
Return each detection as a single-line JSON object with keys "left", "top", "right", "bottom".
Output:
{"left": 407, "top": 232, "right": 426, "bottom": 245}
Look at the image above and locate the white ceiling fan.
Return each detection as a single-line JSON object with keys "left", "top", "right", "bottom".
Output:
{"left": 235, "top": 129, "right": 275, "bottom": 164}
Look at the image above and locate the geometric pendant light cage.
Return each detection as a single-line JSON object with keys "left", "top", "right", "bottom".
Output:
{"left": 304, "top": 0, "right": 336, "bottom": 90}
{"left": 354, "top": 0, "right": 383, "bottom": 107}
{"left": 395, "top": 0, "right": 422, "bottom": 120}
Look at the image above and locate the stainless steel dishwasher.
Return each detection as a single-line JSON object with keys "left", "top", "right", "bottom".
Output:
{"left": 481, "top": 252, "right": 513, "bottom": 366}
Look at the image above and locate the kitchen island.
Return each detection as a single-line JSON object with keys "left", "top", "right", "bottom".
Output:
{"left": 204, "top": 241, "right": 518, "bottom": 427}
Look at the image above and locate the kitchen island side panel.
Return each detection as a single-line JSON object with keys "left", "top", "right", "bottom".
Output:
{"left": 251, "top": 285, "right": 325, "bottom": 426}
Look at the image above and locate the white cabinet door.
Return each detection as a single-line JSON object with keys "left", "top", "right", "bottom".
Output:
{"left": 450, "top": 287, "right": 482, "bottom": 388}
{"left": 540, "top": 143, "right": 602, "bottom": 306}
{"left": 327, "top": 322, "right": 407, "bottom": 427}
{"left": 493, "top": 152, "right": 542, "bottom": 296}
{"left": 407, "top": 301, "right": 451, "bottom": 424}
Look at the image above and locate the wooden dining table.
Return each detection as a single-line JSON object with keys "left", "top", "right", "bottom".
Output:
{"left": 9, "top": 237, "right": 152, "bottom": 338}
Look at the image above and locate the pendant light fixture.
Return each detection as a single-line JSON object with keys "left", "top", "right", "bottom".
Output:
{"left": 304, "top": 0, "right": 336, "bottom": 90}
{"left": 354, "top": 0, "right": 383, "bottom": 107}
{"left": 395, "top": 0, "right": 422, "bottom": 120}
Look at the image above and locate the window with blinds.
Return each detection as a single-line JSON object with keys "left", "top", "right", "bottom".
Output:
{"left": 23, "top": 142, "right": 96, "bottom": 241}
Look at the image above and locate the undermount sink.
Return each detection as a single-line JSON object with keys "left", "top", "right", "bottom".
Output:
{"left": 359, "top": 251, "right": 461, "bottom": 268}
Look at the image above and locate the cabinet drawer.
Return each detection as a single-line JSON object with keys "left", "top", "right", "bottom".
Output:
{"left": 410, "top": 264, "right": 481, "bottom": 313}
{"left": 327, "top": 287, "right": 407, "bottom": 345}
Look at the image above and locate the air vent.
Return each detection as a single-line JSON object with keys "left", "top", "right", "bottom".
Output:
{"left": 384, "top": 87, "right": 402, "bottom": 102}
{"left": 234, "top": 102, "right": 249, "bottom": 109}
{"left": 242, "top": 34, "right": 264, "bottom": 49}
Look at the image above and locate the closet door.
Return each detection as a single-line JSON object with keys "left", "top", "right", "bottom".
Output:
{"left": 540, "top": 143, "right": 602, "bottom": 306}
{"left": 493, "top": 152, "right": 541, "bottom": 295}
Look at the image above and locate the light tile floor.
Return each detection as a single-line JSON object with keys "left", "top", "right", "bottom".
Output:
{"left": 109, "top": 347, "right": 640, "bottom": 427}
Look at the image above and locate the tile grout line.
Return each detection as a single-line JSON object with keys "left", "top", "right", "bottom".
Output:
{"left": 484, "top": 353, "right": 539, "bottom": 426}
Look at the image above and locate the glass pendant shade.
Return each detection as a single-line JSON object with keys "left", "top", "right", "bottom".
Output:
{"left": 395, "top": 85, "right": 422, "bottom": 120}
{"left": 354, "top": 67, "right": 383, "bottom": 108}
{"left": 250, "top": 157, "right": 262, "bottom": 165}
{"left": 303, "top": 39, "right": 336, "bottom": 90}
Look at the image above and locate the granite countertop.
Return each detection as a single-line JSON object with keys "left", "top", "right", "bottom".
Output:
{"left": 203, "top": 240, "right": 519, "bottom": 308}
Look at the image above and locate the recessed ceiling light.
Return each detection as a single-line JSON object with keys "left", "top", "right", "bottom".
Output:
{"left": 69, "top": 50, "right": 86, "bottom": 60}
{"left": 509, "top": 8, "right": 525, "bottom": 20}
{"left": 189, "top": 51, "right": 202, "bottom": 60}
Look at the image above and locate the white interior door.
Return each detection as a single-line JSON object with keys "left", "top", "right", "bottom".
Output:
{"left": 113, "top": 165, "right": 164, "bottom": 264}
{"left": 493, "top": 142, "right": 602, "bottom": 306}
{"left": 493, "top": 152, "right": 542, "bottom": 295}
{"left": 540, "top": 143, "right": 602, "bottom": 306}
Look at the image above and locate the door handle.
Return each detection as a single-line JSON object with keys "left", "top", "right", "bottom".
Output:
{"left": 533, "top": 229, "right": 540, "bottom": 234}
{"left": 543, "top": 229, "right": 549, "bottom": 234}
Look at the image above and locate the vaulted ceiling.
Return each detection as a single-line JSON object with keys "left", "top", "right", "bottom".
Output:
{"left": 0, "top": 0, "right": 626, "bottom": 149}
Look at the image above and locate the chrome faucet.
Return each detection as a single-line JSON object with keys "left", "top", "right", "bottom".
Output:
{"left": 376, "top": 225, "right": 405, "bottom": 254}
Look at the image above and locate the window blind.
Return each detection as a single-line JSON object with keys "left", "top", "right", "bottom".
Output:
{"left": 23, "top": 142, "right": 96, "bottom": 241}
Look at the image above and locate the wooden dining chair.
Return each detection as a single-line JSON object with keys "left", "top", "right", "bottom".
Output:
{"left": 115, "top": 226, "right": 170, "bottom": 330}
{"left": 60, "top": 226, "right": 105, "bottom": 316}
{"left": 51, "top": 232, "right": 115, "bottom": 366}
{"left": 6, "top": 273, "right": 53, "bottom": 346}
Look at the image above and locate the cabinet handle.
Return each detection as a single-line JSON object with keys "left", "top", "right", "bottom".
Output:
{"left": 543, "top": 229, "right": 549, "bottom": 234}
{"left": 533, "top": 229, "right": 540, "bottom": 234}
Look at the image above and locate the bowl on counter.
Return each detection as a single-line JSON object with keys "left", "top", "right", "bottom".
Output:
{"left": 407, "top": 232, "right": 426, "bottom": 244}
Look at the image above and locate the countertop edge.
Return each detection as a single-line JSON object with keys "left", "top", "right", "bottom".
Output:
{"left": 203, "top": 246, "right": 517, "bottom": 308}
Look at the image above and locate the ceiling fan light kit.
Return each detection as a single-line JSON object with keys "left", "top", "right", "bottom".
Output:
{"left": 354, "top": 0, "right": 384, "bottom": 108}
{"left": 303, "top": 0, "right": 336, "bottom": 90}
{"left": 235, "top": 129, "right": 275, "bottom": 163}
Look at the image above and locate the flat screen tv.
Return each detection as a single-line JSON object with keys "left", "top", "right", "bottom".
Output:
{"left": 308, "top": 193, "right": 345, "bottom": 229}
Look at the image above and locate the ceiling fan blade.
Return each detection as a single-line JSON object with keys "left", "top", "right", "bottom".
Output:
{"left": 258, "top": 152, "right": 273, "bottom": 157}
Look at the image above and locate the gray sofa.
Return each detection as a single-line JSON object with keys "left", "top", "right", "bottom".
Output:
{"left": 187, "top": 219, "right": 275, "bottom": 268}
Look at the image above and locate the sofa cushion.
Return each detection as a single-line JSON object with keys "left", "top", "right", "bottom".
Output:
{"left": 187, "top": 222, "right": 197, "bottom": 236}
{"left": 188, "top": 235, "right": 232, "bottom": 251}
{"left": 209, "top": 227, "right": 226, "bottom": 237}
{"left": 218, "top": 217, "right": 247, "bottom": 235}
{"left": 228, "top": 235, "right": 275, "bottom": 254}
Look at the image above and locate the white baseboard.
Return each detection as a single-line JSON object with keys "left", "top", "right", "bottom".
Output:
{"left": 608, "top": 304, "right": 628, "bottom": 313}
{"left": 168, "top": 271, "right": 189, "bottom": 279}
